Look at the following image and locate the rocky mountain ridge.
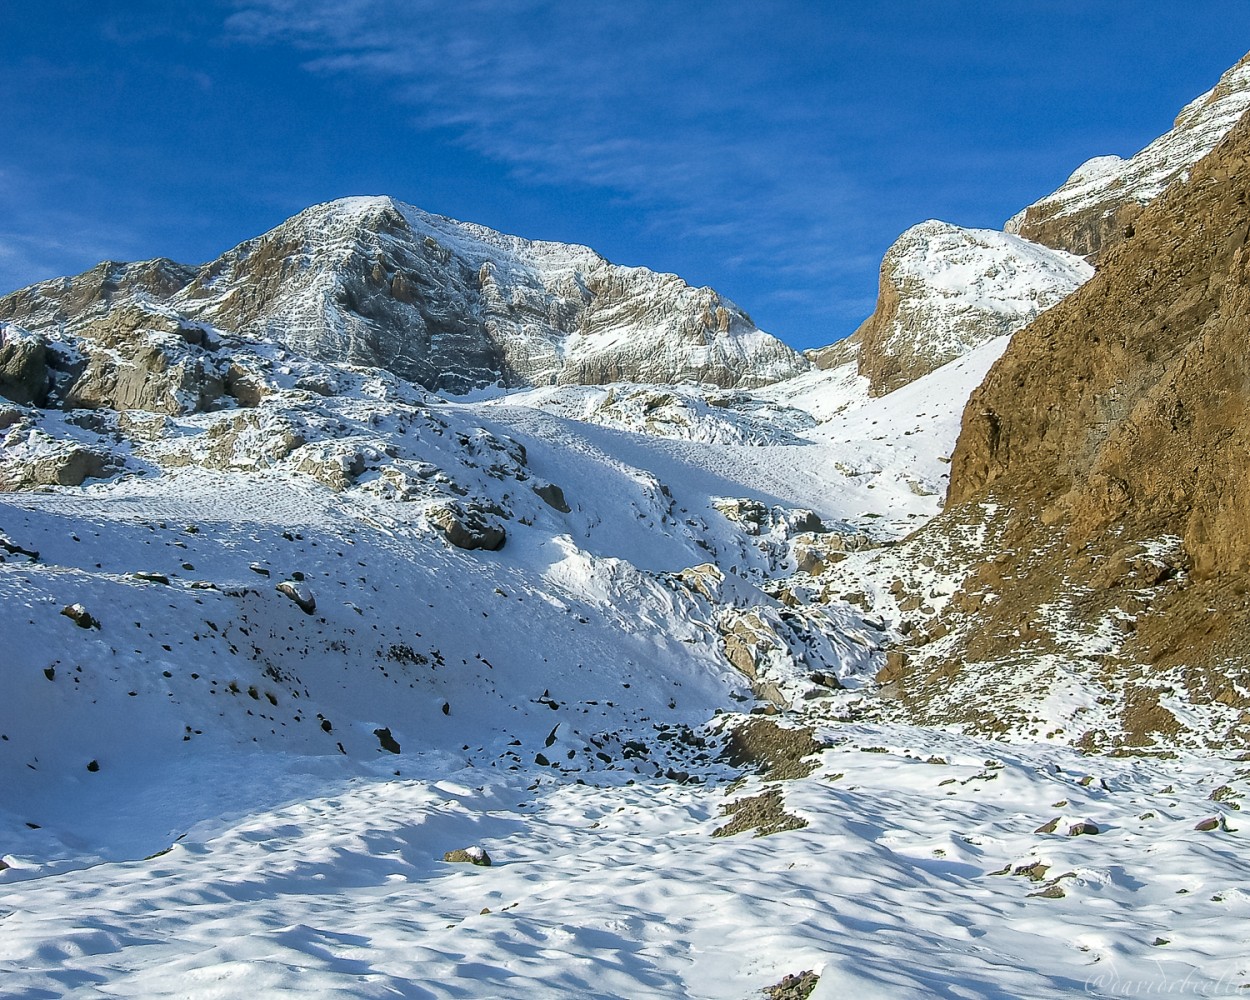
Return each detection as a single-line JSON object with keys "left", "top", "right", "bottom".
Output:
{"left": 831, "top": 222, "right": 1091, "bottom": 396}
{"left": 0, "top": 196, "right": 807, "bottom": 397}
{"left": 1007, "top": 52, "right": 1250, "bottom": 260}
{"left": 867, "top": 100, "right": 1250, "bottom": 748}
{"left": 815, "top": 50, "right": 1250, "bottom": 399}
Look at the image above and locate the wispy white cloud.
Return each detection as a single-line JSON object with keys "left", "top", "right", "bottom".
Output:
{"left": 225, "top": 0, "right": 875, "bottom": 335}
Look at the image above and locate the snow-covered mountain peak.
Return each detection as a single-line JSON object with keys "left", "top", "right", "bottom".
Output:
{"left": 1, "top": 197, "right": 807, "bottom": 396}
{"left": 839, "top": 220, "right": 1092, "bottom": 396}
{"left": 1006, "top": 49, "right": 1250, "bottom": 257}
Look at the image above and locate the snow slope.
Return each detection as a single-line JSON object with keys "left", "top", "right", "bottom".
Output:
{"left": 3, "top": 720, "right": 1247, "bottom": 998}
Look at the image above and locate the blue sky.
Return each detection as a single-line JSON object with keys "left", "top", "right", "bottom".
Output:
{"left": 3, "top": 2, "right": 1249, "bottom": 350}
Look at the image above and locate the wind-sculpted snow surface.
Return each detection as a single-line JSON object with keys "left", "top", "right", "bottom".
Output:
{"left": 0, "top": 196, "right": 808, "bottom": 394}
{"left": 3, "top": 724, "right": 1248, "bottom": 998}
{"left": 8, "top": 62, "right": 1250, "bottom": 987}
{"left": 3, "top": 305, "right": 1246, "bottom": 995}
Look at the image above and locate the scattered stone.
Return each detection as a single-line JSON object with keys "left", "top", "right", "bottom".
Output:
{"left": 249, "top": 563, "right": 270, "bottom": 577}
{"left": 713, "top": 786, "right": 807, "bottom": 839}
{"left": 1029, "top": 883, "right": 1067, "bottom": 899}
{"left": 1195, "top": 816, "right": 1225, "bottom": 832}
{"left": 132, "top": 572, "right": 170, "bottom": 585}
{"left": 764, "top": 970, "right": 820, "bottom": 1000}
{"left": 373, "top": 727, "right": 401, "bottom": 754}
{"left": 720, "top": 719, "right": 826, "bottom": 781}
{"left": 532, "top": 482, "right": 571, "bottom": 513}
{"left": 1034, "top": 818, "right": 1061, "bottom": 834}
{"left": 86, "top": 760, "right": 100, "bottom": 773}
{"left": 443, "top": 846, "right": 491, "bottom": 867}
{"left": 1067, "top": 821, "right": 1100, "bottom": 837}
{"left": 808, "top": 670, "right": 842, "bottom": 690}
{"left": 0, "top": 536, "right": 38, "bottom": 560}
{"left": 276, "top": 580, "right": 317, "bottom": 615}
{"left": 427, "top": 501, "right": 506, "bottom": 551}
{"left": 60, "top": 604, "right": 100, "bottom": 630}
{"left": 1014, "top": 862, "right": 1050, "bottom": 882}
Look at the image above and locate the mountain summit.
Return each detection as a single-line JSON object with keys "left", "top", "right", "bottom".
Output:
{"left": 0, "top": 196, "right": 807, "bottom": 395}
{"left": 1007, "top": 52, "right": 1250, "bottom": 260}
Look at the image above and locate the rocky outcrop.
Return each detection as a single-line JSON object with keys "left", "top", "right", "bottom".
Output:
{"left": 0, "top": 324, "right": 49, "bottom": 405}
{"left": 805, "top": 52, "right": 1250, "bottom": 399}
{"left": 0, "top": 197, "right": 808, "bottom": 396}
{"left": 804, "top": 335, "right": 856, "bottom": 372}
{"left": 900, "top": 107, "right": 1250, "bottom": 746}
{"left": 847, "top": 222, "right": 1091, "bottom": 396}
{"left": 427, "top": 500, "right": 507, "bottom": 551}
{"left": 1006, "top": 52, "right": 1250, "bottom": 260}
{"left": 0, "top": 427, "right": 112, "bottom": 490}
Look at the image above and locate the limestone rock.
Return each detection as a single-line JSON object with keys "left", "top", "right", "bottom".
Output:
{"left": 427, "top": 500, "right": 506, "bottom": 551}
{"left": 0, "top": 198, "right": 808, "bottom": 395}
{"left": 941, "top": 107, "right": 1250, "bottom": 689}
{"left": 764, "top": 971, "right": 820, "bottom": 1000}
{"left": 1007, "top": 52, "right": 1250, "bottom": 260}
{"left": 848, "top": 221, "right": 1091, "bottom": 396}
{"left": 60, "top": 603, "right": 100, "bottom": 629}
{"left": 443, "top": 846, "right": 491, "bottom": 866}
{"left": 0, "top": 324, "right": 49, "bottom": 405}
{"left": 532, "top": 481, "right": 571, "bottom": 513}
{"left": 276, "top": 581, "right": 317, "bottom": 615}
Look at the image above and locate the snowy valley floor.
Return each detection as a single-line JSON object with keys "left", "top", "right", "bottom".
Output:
{"left": 3, "top": 726, "right": 1249, "bottom": 998}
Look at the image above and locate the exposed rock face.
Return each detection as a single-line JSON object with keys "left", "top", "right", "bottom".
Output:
{"left": 805, "top": 52, "right": 1250, "bottom": 399}
{"left": 1006, "top": 52, "right": 1250, "bottom": 260}
{"left": 1, "top": 426, "right": 112, "bottom": 490}
{"left": 847, "top": 222, "right": 1091, "bottom": 396}
{"left": 0, "top": 198, "right": 807, "bottom": 395}
{"left": 427, "top": 500, "right": 507, "bottom": 551}
{"left": 950, "top": 113, "right": 1250, "bottom": 570}
{"left": 903, "top": 109, "right": 1250, "bottom": 746}
{"left": 0, "top": 324, "right": 49, "bottom": 405}
{"left": 803, "top": 335, "right": 856, "bottom": 372}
